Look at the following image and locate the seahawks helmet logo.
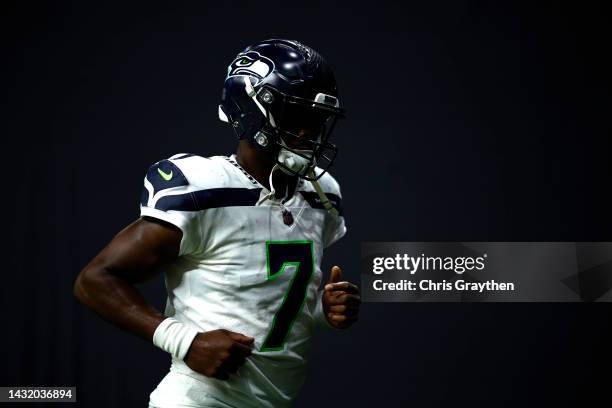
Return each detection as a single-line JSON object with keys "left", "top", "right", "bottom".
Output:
{"left": 226, "top": 51, "right": 275, "bottom": 83}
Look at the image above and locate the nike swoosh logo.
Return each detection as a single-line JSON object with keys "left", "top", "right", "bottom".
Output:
{"left": 157, "top": 168, "right": 173, "bottom": 181}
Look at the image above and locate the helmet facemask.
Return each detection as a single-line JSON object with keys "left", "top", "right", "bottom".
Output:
{"left": 255, "top": 85, "right": 344, "bottom": 181}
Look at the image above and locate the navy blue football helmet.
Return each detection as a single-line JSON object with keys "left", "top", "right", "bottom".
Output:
{"left": 218, "top": 39, "right": 345, "bottom": 180}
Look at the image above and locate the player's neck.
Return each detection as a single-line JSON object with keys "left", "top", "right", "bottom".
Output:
{"left": 236, "top": 141, "right": 273, "bottom": 188}
{"left": 235, "top": 142, "right": 298, "bottom": 198}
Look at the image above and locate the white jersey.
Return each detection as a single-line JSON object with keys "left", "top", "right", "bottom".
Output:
{"left": 140, "top": 153, "right": 346, "bottom": 407}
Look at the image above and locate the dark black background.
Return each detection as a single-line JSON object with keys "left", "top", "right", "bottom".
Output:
{"left": 3, "top": 1, "right": 611, "bottom": 407}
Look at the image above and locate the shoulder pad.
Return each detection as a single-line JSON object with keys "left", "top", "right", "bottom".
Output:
{"left": 299, "top": 170, "right": 344, "bottom": 216}
{"left": 315, "top": 171, "right": 342, "bottom": 197}
{"left": 146, "top": 159, "right": 189, "bottom": 197}
{"left": 141, "top": 154, "right": 256, "bottom": 210}
{"left": 140, "top": 154, "right": 202, "bottom": 207}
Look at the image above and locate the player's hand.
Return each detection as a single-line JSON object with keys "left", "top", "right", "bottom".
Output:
{"left": 183, "top": 329, "right": 254, "bottom": 380}
{"left": 322, "top": 265, "right": 360, "bottom": 329}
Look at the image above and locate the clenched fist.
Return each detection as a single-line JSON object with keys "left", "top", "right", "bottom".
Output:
{"left": 184, "top": 329, "right": 254, "bottom": 380}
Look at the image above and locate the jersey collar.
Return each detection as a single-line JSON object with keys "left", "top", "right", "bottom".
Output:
{"left": 226, "top": 154, "right": 305, "bottom": 202}
{"left": 226, "top": 154, "right": 264, "bottom": 188}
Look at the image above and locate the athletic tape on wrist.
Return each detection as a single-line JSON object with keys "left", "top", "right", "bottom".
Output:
{"left": 152, "top": 317, "right": 199, "bottom": 361}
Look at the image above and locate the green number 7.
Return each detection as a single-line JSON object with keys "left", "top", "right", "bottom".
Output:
{"left": 261, "top": 240, "right": 315, "bottom": 352}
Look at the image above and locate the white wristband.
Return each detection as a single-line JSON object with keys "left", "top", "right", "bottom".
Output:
{"left": 152, "top": 317, "right": 199, "bottom": 361}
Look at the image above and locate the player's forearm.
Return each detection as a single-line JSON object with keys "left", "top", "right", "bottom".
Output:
{"left": 74, "top": 263, "right": 165, "bottom": 341}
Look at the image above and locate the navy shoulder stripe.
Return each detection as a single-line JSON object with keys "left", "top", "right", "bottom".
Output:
{"left": 140, "top": 186, "right": 149, "bottom": 206}
{"left": 146, "top": 160, "right": 189, "bottom": 196}
{"left": 299, "top": 191, "right": 344, "bottom": 216}
{"left": 172, "top": 153, "right": 197, "bottom": 160}
{"left": 155, "top": 188, "right": 262, "bottom": 212}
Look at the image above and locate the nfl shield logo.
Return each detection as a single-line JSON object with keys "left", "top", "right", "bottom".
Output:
{"left": 282, "top": 210, "right": 294, "bottom": 226}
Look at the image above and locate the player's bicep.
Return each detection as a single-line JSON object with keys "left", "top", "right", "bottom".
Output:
{"left": 89, "top": 216, "right": 182, "bottom": 284}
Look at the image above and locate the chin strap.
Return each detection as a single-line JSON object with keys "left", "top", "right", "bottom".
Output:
{"left": 308, "top": 170, "right": 339, "bottom": 217}
{"left": 257, "top": 167, "right": 339, "bottom": 218}
{"left": 256, "top": 163, "right": 281, "bottom": 205}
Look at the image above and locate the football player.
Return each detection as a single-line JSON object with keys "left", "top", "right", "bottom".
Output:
{"left": 74, "top": 39, "right": 360, "bottom": 408}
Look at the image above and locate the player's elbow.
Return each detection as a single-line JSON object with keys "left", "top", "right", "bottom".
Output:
{"left": 73, "top": 268, "right": 92, "bottom": 306}
{"left": 73, "top": 260, "right": 106, "bottom": 306}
